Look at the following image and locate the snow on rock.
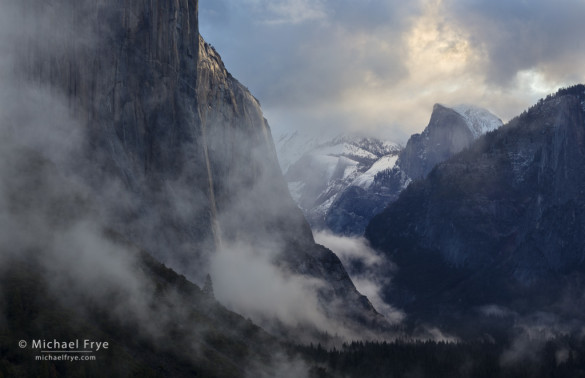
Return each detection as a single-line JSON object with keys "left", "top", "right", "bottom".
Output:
{"left": 353, "top": 155, "right": 399, "bottom": 189}
{"left": 278, "top": 104, "right": 499, "bottom": 235}
{"left": 452, "top": 104, "right": 503, "bottom": 139}
{"left": 279, "top": 133, "right": 402, "bottom": 229}
{"left": 273, "top": 131, "right": 400, "bottom": 174}
{"left": 318, "top": 143, "right": 378, "bottom": 161}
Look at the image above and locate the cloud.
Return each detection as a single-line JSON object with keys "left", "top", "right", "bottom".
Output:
{"left": 0, "top": 0, "right": 391, "bottom": 349}
{"left": 261, "top": 0, "right": 328, "bottom": 25}
{"left": 477, "top": 304, "right": 517, "bottom": 319}
{"left": 499, "top": 312, "right": 571, "bottom": 366}
{"left": 200, "top": 0, "right": 421, "bottom": 139}
{"left": 314, "top": 231, "right": 405, "bottom": 324}
{"left": 0, "top": 1, "right": 158, "bottom": 335}
{"left": 0, "top": 0, "right": 198, "bottom": 348}
{"left": 446, "top": 0, "right": 585, "bottom": 85}
{"left": 200, "top": 0, "right": 585, "bottom": 142}
{"left": 209, "top": 238, "right": 397, "bottom": 345}
{"left": 210, "top": 241, "right": 332, "bottom": 332}
{"left": 246, "top": 351, "right": 311, "bottom": 378}
{"left": 0, "top": 4, "right": 359, "bottom": 376}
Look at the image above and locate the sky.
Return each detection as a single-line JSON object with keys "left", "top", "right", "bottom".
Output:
{"left": 199, "top": 0, "right": 585, "bottom": 143}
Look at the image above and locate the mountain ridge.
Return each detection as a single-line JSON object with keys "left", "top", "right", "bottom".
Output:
{"left": 365, "top": 84, "right": 585, "bottom": 336}
{"left": 280, "top": 103, "right": 502, "bottom": 236}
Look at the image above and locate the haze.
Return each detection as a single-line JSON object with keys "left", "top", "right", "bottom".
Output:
{"left": 200, "top": 0, "right": 585, "bottom": 142}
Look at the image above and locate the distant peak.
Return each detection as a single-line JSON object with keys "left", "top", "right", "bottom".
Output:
{"left": 451, "top": 104, "right": 503, "bottom": 139}
{"left": 433, "top": 103, "right": 449, "bottom": 111}
{"left": 429, "top": 103, "right": 502, "bottom": 139}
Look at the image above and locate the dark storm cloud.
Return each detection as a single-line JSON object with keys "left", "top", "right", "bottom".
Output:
{"left": 200, "top": 0, "right": 421, "bottom": 137}
{"left": 446, "top": 0, "right": 585, "bottom": 85}
{"left": 203, "top": 0, "right": 417, "bottom": 107}
{"left": 200, "top": 0, "right": 585, "bottom": 146}
{"left": 328, "top": 0, "right": 418, "bottom": 31}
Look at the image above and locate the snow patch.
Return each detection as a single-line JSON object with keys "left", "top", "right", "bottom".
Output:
{"left": 453, "top": 104, "right": 503, "bottom": 139}
{"left": 316, "top": 142, "right": 378, "bottom": 161}
{"left": 313, "top": 192, "right": 339, "bottom": 216}
{"left": 342, "top": 161, "right": 359, "bottom": 180}
{"left": 353, "top": 155, "right": 399, "bottom": 189}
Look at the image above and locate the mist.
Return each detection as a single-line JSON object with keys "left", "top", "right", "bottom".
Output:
{"left": 0, "top": 3, "right": 316, "bottom": 376}
{"left": 0, "top": 0, "right": 164, "bottom": 338}
{"left": 314, "top": 231, "right": 404, "bottom": 324}
{"left": 210, "top": 241, "right": 330, "bottom": 334}
{"left": 205, "top": 138, "right": 389, "bottom": 341}
{"left": 0, "top": 6, "right": 398, "bottom": 374}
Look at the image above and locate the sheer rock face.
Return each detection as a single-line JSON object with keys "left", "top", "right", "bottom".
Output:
{"left": 17, "top": 0, "right": 212, "bottom": 264}
{"left": 397, "top": 104, "right": 476, "bottom": 181}
{"left": 21, "top": 0, "right": 201, "bottom": 177}
{"left": 365, "top": 86, "right": 585, "bottom": 335}
{"left": 196, "top": 38, "right": 313, "bottom": 248}
{"left": 15, "top": 0, "right": 384, "bottom": 331}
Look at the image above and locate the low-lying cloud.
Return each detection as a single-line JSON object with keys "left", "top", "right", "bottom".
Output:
{"left": 210, "top": 241, "right": 330, "bottom": 332}
{"left": 314, "top": 231, "right": 405, "bottom": 324}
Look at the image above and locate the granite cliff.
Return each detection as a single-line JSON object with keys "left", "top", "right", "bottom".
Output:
{"left": 366, "top": 85, "right": 585, "bottom": 337}
{"left": 5, "top": 0, "right": 386, "bottom": 345}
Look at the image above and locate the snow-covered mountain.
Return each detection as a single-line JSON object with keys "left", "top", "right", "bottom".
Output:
{"left": 452, "top": 104, "right": 504, "bottom": 139}
{"left": 280, "top": 135, "right": 401, "bottom": 232}
{"left": 275, "top": 131, "right": 330, "bottom": 173}
{"left": 366, "top": 85, "right": 585, "bottom": 338}
{"left": 278, "top": 104, "right": 502, "bottom": 235}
